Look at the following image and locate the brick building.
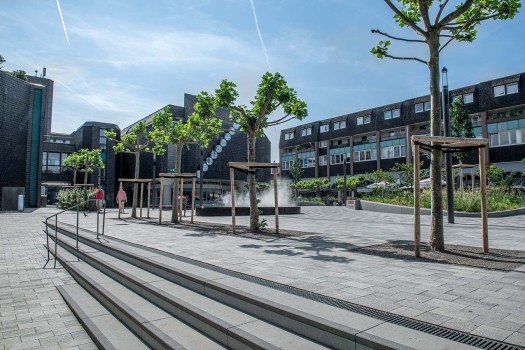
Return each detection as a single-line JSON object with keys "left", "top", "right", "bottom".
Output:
{"left": 279, "top": 72, "right": 525, "bottom": 183}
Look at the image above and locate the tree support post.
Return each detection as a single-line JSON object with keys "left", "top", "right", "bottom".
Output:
{"left": 479, "top": 148, "right": 489, "bottom": 253}
{"left": 147, "top": 182, "right": 151, "bottom": 219}
{"left": 179, "top": 178, "right": 183, "bottom": 222}
{"left": 273, "top": 170, "right": 279, "bottom": 234}
{"left": 413, "top": 142, "right": 421, "bottom": 257}
{"left": 230, "top": 167, "right": 236, "bottom": 235}
{"left": 140, "top": 182, "right": 144, "bottom": 218}
{"left": 159, "top": 178, "right": 164, "bottom": 225}
{"left": 118, "top": 182, "right": 122, "bottom": 220}
{"left": 191, "top": 177, "right": 196, "bottom": 224}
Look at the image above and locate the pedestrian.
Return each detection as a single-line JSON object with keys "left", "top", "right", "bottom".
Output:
{"left": 182, "top": 195, "right": 188, "bottom": 217}
{"left": 95, "top": 185, "right": 105, "bottom": 213}
{"left": 116, "top": 187, "right": 127, "bottom": 214}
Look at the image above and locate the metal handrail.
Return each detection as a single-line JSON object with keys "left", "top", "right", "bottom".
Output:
{"left": 43, "top": 198, "right": 106, "bottom": 268}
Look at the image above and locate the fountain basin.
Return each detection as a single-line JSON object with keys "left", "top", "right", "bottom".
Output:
{"left": 196, "top": 206, "right": 301, "bottom": 216}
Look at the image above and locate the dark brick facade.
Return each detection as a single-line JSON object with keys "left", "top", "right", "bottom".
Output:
{"left": 280, "top": 72, "right": 525, "bottom": 181}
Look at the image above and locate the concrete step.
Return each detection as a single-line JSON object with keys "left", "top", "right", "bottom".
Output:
{"left": 48, "top": 222, "right": 481, "bottom": 350}
{"left": 56, "top": 247, "right": 226, "bottom": 350}
{"left": 57, "top": 283, "right": 150, "bottom": 350}
{"left": 54, "top": 230, "right": 331, "bottom": 349}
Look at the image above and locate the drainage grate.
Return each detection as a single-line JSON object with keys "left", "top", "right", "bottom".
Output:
{"left": 53, "top": 223, "right": 524, "bottom": 350}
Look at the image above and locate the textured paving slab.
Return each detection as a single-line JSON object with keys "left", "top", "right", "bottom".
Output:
{"left": 0, "top": 209, "right": 97, "bottom": 350}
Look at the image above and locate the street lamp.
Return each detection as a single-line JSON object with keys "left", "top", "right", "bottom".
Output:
{"left": 343, "top": 155, "right": 347, "bottom": 205}
{"left": 442, "top": 67, "right": 455, "bottom": 224}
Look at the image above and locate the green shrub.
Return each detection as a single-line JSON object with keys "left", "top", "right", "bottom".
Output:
{"left": 56, "top": 188, "right": 95, "bottom": 210}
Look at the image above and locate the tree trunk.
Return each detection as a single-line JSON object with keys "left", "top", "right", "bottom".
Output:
{"left": 73, "top": 170, "right": 77, "bottom": 185}
{"left": 428, "top": 34, "right": 445, "bottom": 251}
{"left": 83, "top": 163, "right": 89, "bottom": 185}
{"left": 171, "top": 144, "right": 183, "bottom": 223}
{"left": 247, "top": 134, "right": 259, "bottom": 231}
{"left": 131, "top": 151, "right": 140, "bottom": 218}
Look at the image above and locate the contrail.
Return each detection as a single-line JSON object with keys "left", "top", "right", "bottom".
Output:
{"left": 53, "top": 79, "right": 102, "bottom": 111}
{"left": 55, "top": 0, "right": 70, "bottom": 45}
{"left": 249, "top": 0, "right": 271, "bottom": 72}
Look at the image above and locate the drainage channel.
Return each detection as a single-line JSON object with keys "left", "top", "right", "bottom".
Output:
{"left": 57, "top": 223, "right": 524, "bottom": 350}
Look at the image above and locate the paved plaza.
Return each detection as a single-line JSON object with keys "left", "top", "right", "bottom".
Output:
{"left": 2, "top": 205, "right": 525, "bottom": 348}
{"left": 0, "top": 209, "right": 96, "bottom": 350}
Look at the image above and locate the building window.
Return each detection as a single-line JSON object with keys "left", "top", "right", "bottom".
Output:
{"left": 320, "top": 124, "right": 329, "bottom": 133}
{"left": 356, "top": 115, "right": 371, "bottom": 125}
{"left": 381, "top": 145, "right": 406, "bottom": 159}
{"left": 353, "top": 149, "right": 377, "bottom": 162}
{"left": 298, "top": 151, "right": 315, "bottom": 168}
{"left": 494, "top": 82, "right": 519, "bottom": 97}
{"left": 99, "top": 129, "right": 107, "bottom": 149}
{"left": 415, "top": 101, "right": 431, "bottom": 113}
{"left": 284, "top": 132, "right": 294, "bottom": 140}
{"left": 319, "top": 141, "right": 327, "bottom": 148}
{"left": 319, "top": 155, "right": 328, "bottom": 166}
{"left": 301, "top": 127, "right": 312, "bottom": 137}
{"left": 45, "top": 152, "right": 61, "bottom": 174}
{"left": 471, "top": 115, "right": 481, "bottom": 126}
{"left": 282, "top": 160, "right": 292, "bottom": 170}
{"left": 384, "top": 109, "right": 400, "bottom": 120}
{"left": 490, "top": 128, "right": 525, "bottom": 147}
{"left": 463, "top": 93, "right": 474, "bottom": 104}
{"left": 334, "top": 120, "right": 346, "bottom": 130}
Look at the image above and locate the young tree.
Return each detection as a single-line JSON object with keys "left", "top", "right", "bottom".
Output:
{"left": 107, "top": 123, "right": 149, "bottom": 218}
{"left": 63, "top": 152, "right": 83, "bottom": 185}
{"left": 0, "top": 54, "right": 5, "bottom": 70}
{"left": 78, "top": 149, "right": 104, "bottom": 185}
{"left": 211, "top": 72, "right": 308, "bottom": 231}
{"left": 450, "top": 96, "right": 475, "bottom": 193}
{"left": 371, "top": 0, "right": 521, "bottom": 251}
{"left": 311, "top": 178, "right": 331, "bottom": 197}
{"left": 289, "top": 158, "right": 303, "bottom": 198}
{"left": 150, "top": 102, "right": 222, "bottom": 223}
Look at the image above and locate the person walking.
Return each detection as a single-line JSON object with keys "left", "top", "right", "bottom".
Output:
{"left": 95, "top": 186, "right": 105, "bottom": 213}
{"left": 116, "top": 187, "right": 127, "bottom": 214}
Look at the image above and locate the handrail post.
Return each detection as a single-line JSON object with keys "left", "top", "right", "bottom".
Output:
{"left": 76, "top": 206, "right": 79, "bottom": 250}
{"left": 54, "top": 216, "right": 58, "bottom": 269}
{"left": 96, "top": 205, "right": 100, "bottom": 240}
{"left": 45, "top": 218, "right": 50, "bottom": 266}
{"left": 102, "top": 200, "right": 106, "bottom": 236}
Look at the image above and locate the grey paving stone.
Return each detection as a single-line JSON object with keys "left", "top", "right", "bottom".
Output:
{"left": 505, "top": 332, "right": 525, "bottom": 347}
{"left": 471, "top": 325, "right": 514, "bottom": 341}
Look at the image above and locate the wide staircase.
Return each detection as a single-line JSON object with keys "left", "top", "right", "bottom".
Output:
{"left": 44, "top": 220, "right": 522, "bottom": 350}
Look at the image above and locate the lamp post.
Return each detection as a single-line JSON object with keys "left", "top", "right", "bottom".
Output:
{"left": 343, "top": 155, "right": 347, "bottom": 205}
{"left": 442, "top": 67, "right": 455, "bottom": 224}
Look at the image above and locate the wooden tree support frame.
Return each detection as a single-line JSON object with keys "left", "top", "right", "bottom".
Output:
{"left": 158, "top": 173, "right": 197, "bottom": 225}
{"left": 411, "top": 136, "right": 489, "bottom": 257}
{"left": 452, "top": 163, "right": 476, "bottom": 194}
{"left": 228, "top": 162, "right": 280, "bottom": 235}
{"left": 117, "top": 179, "right": 153, "bottom": 220}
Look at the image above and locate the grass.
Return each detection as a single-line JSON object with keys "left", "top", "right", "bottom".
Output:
{"left": 362, "top": 187, "right": 525, "bottom": 213}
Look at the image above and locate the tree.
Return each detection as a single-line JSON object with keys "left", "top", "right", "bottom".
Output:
{"left": 371, "top": 0, "right": 521, "bottom": 251}
{"left": 107, "top": 123, "right": 150, "bottom": 218}
{"left": 78, "top": 148, "right": 104, "bottom": 185}
{"left": 450, "top": 96, "right": 475, "bottom": 193}
{"left": 289, "top": 158, "right": 303, "bottom": 198}
{"left": 7, "top": 70, "right": 27, "bottom": 81}
{"left": 63, "top": 152, "right": 83, "bottom": 185}
{"left": 0, "top": 54, "right": 5, "bottom": 70}
{"left": 212, "top": 72, "right": 308, "bottom": 231}
{"left": 150, "top": 102, "right": 222, "bottom": 223}
{"left": 311, "top": 178, "right": 331, "bottom": 197}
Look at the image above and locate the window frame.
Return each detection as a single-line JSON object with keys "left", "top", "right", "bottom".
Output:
{"left": 301, "top": 127, "right": 312, "bottom": 137}
{"left": 320, "top": 124, "right": 329, "bottom": 133}
{"left": 284, "top": 132, "right": 294, "bottom": 140}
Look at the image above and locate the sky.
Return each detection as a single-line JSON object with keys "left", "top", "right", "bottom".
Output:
{"left": 1, "top": 0, "right": 525, "bottom": 161}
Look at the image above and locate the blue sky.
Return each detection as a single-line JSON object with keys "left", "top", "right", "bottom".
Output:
{"left": 1, "top": 0, "right": 524, "bottom": 161}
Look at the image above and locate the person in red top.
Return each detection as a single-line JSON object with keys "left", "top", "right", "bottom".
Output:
{"left": 95, "top": 185, "right": 105, "bottom": 213}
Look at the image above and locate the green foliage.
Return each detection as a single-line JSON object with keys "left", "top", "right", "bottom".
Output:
{"left": 78, "top": 149, "right": 104, "bottom": 174}
{"left": 0, "top": 54, "right": 4, "bottom": 70}
{"left": 56, "top": 188, "right": 95, "bottom": 210}
{"left": 7, "top": 70, "right": 27, "bottom": 81}
{"left": 62, "top": 152, "right": 83, "bottom": 172}
{"left": 363, "top": 187, "right": 525, "bottom": 213}
{"left": 149, "top": 104, "right": 223, "bottom": 156}
{"left": 107, "top": 121, "right": 150, "bottom": 155}
{"left": 213, "top": 72, "right": 307, "bottom": 138}
{"left": 484, "top": 165, "right": 515, "bottom": 187}
{"left": 450, "top": 96, "right": 475, "bottom": 162}
{"left": 290, "top": 158, "right": 303, "bottom": 184}
{"left": 290, "top": 178, "right": 331, "bottom": 192}
{"left": 334, "top": 176, "right": 365, "bottom": 190}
